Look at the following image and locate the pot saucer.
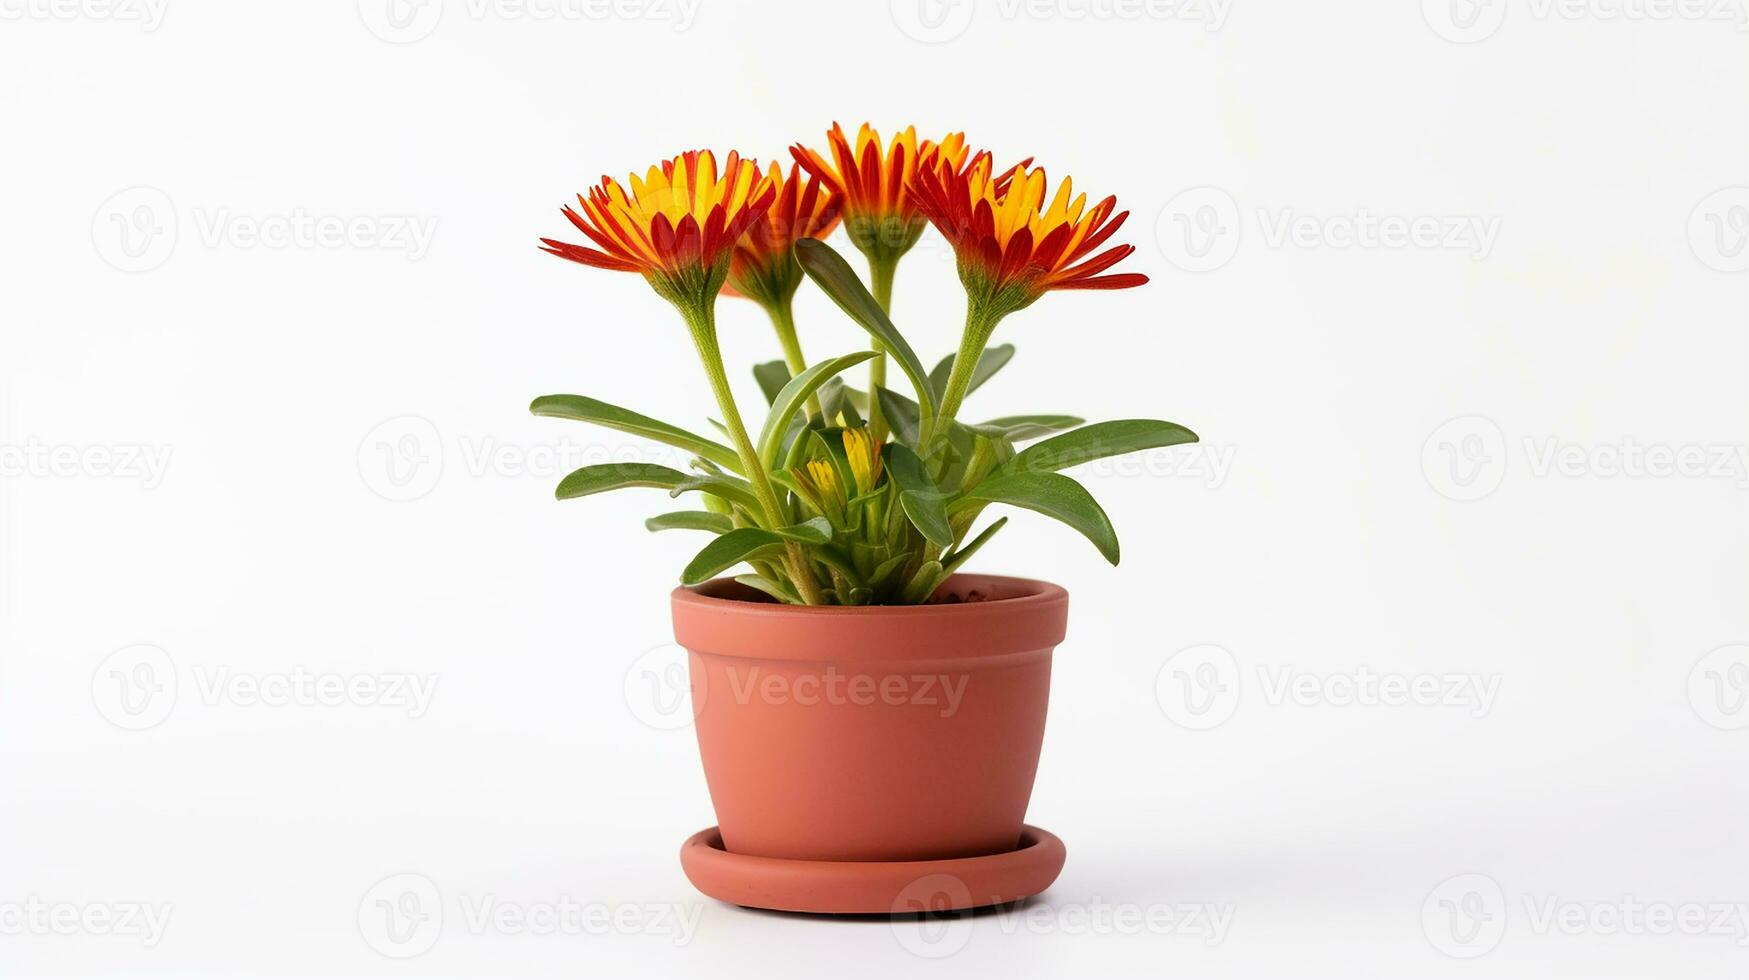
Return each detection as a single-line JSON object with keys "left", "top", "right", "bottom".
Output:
{"left": 679, "top": 825, "right": 1065, "bottom": 914}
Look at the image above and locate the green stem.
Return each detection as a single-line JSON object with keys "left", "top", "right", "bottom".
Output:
{"left": 935, "top": 303, "right": 999, "bottom": 438}
{"left": 866, "top": 257, "right": 898, "bottom": 444}
{"left": 766, "top": 299, "right": 822, "bottom": 418}
{"left": 684, "top": 304, "right": 827, "bottom": 606}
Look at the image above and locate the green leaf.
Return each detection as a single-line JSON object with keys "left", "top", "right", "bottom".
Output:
{"left": 968, "top": 415, "right": 1084, "bottom": 443}
{"left": 810, "top": 546, "right": 866, "bottom": 590}
{"left": 817, "top": 379, "right": 862, "bottom": 428}
{"left": 555, "top": 462, "right": 690, "bottom": 500}
{"left": 774, "top": 412, "right": 811, "bottom": 463}
{"left": 884, "top": 444, "right": 953, "bottom": 548}
{"left": 670, "top": 474, "right": 761, "bottom": 514}
{"left": 794, "top": 238, "right": 936, "bottom": 423}
{"left": 953, "top": 471, "right": 1120, "bottom": 564}
{"left": 774, "top": 516, "right": 833, "bottom": 544}
{"left": 782, "top": 417, "right": 818, "bottom": 472}
{"left": 757, "top": 350, "right": 878, "bottom": 469}
{"left": 876, "top": 387, "right": 922, "bottom": 446}
{"left": 645, "top": 511, "right": 734, "bottom": 534}
{"left": 899, "top": 491, "right": 952, "bottom": 549}
{"left": 940, "top": 516, "right": 1008, "bottom": 575}
{"left": 753, "top": 361, "right": 792, "bottom": 406}
{"left": 734, "top": 574, "right": 798, "bottom": 604}
{"left": 928, "top": 343, "right": 1015, "bottom": 401}
{"left": 1007, "top": 419, "right": 1199, "bottom": 474}
{"left": 869, "top": 553, "right": 910, "bottom": 593}
{"left": 682, "top": 528, "right": 790, "bottom": 585}
{"left": 900, "top": 560, "right": 946, "bottom": 603}
{"left": 530, "top": 394, "right": 742, "bottom": 473}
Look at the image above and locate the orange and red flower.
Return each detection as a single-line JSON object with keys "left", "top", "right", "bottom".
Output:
{"left": 911, "top": 158, "right": 1147, "bottom": 304}
{"left": 791, "top": 123, "right": 970, "bottom": 258}
{"left": 725, "top": 162, "right": 844, "bottom": 308}
{"left": 541, "top": 150, "right": 775, "bottom": 299}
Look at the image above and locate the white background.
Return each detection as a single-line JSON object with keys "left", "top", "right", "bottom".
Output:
{"left": 2, "top": 0, "right": 1746, "bottom": 977}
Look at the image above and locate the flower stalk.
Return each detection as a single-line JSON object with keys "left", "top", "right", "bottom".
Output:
{"left": 762, "top": 298, "right": 822, "bottom": 418}
{"left": 865, "top": 254, "right": 899, "bottom": 443}
{"left": 682, "top": 301, "right": 827, "bottom": 606}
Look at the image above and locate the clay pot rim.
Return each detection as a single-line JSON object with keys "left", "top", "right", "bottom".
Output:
{"left": 672, "top": 573, "right": 1068, "bottom": 619}
{"left": 673, "top": 573, "right": 1070, "bottom": 662}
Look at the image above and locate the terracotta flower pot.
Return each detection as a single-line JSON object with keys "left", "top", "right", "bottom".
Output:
{"left": 671, "top": 573, "right": 1068, "bottom": 864}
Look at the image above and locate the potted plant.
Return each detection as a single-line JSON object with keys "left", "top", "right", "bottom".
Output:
{"left": 532, "top": 125, "right": 1198, "bottom": 913}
